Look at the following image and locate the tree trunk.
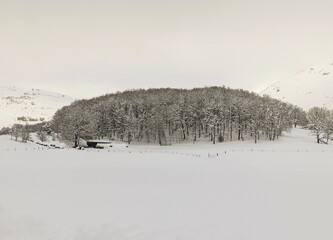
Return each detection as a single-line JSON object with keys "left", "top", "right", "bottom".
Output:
{"left": 181, "top": 123, "right": 186, "bottom": 140}
{"left": 198, "top": 123, "right": 201, "bottom": 138}
{"left": 194, "top": 121, "right": 197, "bottom": 142}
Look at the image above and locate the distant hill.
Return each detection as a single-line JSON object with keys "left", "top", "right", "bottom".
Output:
{"left": 261, "top": 63, "right": 333, "bottom": 110}
{"left": 0, "top": 86, "right": 75, "bottom": 128}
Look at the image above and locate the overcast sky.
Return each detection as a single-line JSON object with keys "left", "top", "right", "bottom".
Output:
{"left": 1, "top": 0, "right": 333, "bottom": 99}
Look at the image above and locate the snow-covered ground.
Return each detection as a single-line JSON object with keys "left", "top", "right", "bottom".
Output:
{"left": 0, "top": 85, "right": 75, "bottom": 128}
{"left": 261, "top": 63, "right": 333, "bottom": 110}
{"left": 1, "top": 128, "right": 333, "bottom": 240}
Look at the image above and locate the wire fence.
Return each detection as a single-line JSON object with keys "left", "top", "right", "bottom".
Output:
{"left": 1, "top": 145, "right": 333, "bottom": 159}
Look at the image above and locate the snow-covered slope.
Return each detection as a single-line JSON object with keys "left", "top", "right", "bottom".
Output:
{"left": 261, "top": 63, "right": 333, "bottom": 110}
{"left": 0, "top": 86, "right": 75, "bottom": 128}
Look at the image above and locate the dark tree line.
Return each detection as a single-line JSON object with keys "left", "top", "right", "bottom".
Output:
{"left": 51, "top": 87, "right": 307, "bottom": 146}
{"left": 2, "top": 122, "right": 51, "bottom": 142}
{"left": 8, "top": 123, "right": 31, "bottom": 142}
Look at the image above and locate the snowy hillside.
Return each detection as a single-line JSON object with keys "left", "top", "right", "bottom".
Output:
{"left": 0, "top": 86, "right": 75, "bottom": 128}
{"left": 261, "top": 63, "right": 333, "bottom": 110}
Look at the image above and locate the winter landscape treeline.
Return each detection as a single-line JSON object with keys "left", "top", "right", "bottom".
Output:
{"left": 50, "top": 87, "right": 308, "bottom": 146}
{"left": 0, "top": 122, "right": 50, "bottom": 142}
{"left": 3, "top": 87, "right": 333, "bottom": 146}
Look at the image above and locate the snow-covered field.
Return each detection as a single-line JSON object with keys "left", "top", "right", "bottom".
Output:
{"left": 1, "top": 128, "right": 333, "bottom": 240}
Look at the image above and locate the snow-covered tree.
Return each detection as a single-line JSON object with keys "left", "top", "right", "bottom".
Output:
{"left": 307, "top": 107, "right": 330, "bottom": 143}
{"left": 20, "top": 123, "right": 31, "bottom": 143}
{"left": 11, "top": 124, "right": 22, "bottom": 141}
{"left": 37, "top": 128, "right": 47, "bottom": 142}
{"left": 322, "top": 110, "right": 333, "bottom": 144}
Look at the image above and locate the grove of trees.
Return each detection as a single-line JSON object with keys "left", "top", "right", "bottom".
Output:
{"left": 10, "top": 123, "right": 31, "bottom": 142}
{"left": 51, "top": 87, "right": 307, "bottom": 147}
{"left": 3, "top": 122, "right": 50, "bottom": 143}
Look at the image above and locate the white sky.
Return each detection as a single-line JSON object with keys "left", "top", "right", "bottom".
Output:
{"left": 1, "top": 0, "right": 333, "bottom": 99}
